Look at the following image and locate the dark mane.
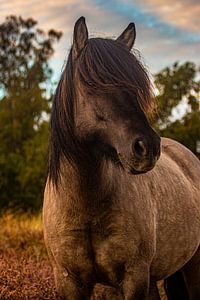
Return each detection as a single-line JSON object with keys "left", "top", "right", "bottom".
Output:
{"left": 48, "top": 38, "right": 156, "bottom": 186}
{"left": 77, "top": 38, "right": 155, "bottom": 114}
{"left": 48, "top": 49, "right": 78, "bottom": 186}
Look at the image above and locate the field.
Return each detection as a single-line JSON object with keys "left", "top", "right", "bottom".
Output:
{"left": 0, "top": 212, "right": 167, "bottom": 299}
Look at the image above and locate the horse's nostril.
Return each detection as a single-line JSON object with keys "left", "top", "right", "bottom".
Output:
{"left": 133, "top": 139, "right": 147, "bottom": 158}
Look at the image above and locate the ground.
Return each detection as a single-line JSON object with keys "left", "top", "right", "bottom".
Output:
{"left": 0, "top": 212, "right": 167, "bottom": 299}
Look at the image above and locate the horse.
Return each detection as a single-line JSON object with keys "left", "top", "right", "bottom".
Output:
{"left": 43, "top": 17, "right": 200, "bottom": 299}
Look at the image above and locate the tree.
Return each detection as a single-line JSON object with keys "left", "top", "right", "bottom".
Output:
{"left": 154, "top": 62, "right": 200, "bottom": 158}
{"left": 0, "top": 16, "right": 62, "bottom": 211}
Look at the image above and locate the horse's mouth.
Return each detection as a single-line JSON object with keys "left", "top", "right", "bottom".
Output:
{"left": 129, "top": 165, "right": 155, "bottom": 174}
{"left": 117, "top": 153, "right": 158, "bottom": 175}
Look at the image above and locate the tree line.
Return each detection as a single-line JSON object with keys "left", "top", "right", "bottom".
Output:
{"left": 0, "top": 16, "right": 199, "bottom": 212}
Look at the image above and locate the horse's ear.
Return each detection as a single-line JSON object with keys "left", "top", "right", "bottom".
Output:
{"left": 116, "top": 23, "right": 136, "bottom": 51}
{"left": 72, "top": 16, "right": 88, "bottom": 60}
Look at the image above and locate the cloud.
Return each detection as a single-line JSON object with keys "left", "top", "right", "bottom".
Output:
{"left": 93, "top": 0, "right": 200, "bottom": 43}
{"left": 135, "top": 0, "right": 200, "bottom": 33}
{"left": 90, "top": 0, "right": 200, "bottom": 73}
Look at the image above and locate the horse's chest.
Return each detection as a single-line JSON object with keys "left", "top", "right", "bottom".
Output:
{"left": 90, "top": 215, "right": 141, "bottom": 285}
{"left": 92, "top": 234, "right": 132, "bottom": 284}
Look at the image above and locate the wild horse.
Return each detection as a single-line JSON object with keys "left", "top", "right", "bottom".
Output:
{"left": 43, "top": 17, "right": 200, "bottom": 299}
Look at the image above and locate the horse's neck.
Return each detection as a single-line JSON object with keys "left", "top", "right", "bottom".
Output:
{"left": 59, "top": 157, "right": 116, "bottom": 212}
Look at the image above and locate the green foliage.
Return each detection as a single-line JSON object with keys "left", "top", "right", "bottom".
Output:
{"left": 161, "top": 111, "right": 200, "bottom": 158}
{"left": 0, "top": 16, "right": 62, "bottom": 211}
{"left": 154, "top": 62, "right": 200, "bottom": 158}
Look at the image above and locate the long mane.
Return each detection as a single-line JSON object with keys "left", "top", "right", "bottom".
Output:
{"left": 48, "top": 38, "right": 156, "bottom": 186}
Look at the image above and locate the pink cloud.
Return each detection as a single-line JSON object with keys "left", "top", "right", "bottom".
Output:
{"left": 133, "top": 0, "right": 200, "bottom": 33}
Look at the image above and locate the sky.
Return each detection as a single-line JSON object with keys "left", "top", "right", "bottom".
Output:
{"left": 0, "top": 0, "right": 200, "bottom": 82}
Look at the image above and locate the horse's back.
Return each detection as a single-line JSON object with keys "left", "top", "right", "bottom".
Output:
{"left": 161, "top": 137, "right": 200, "bottom": 189}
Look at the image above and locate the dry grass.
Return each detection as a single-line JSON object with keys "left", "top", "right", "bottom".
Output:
{"left": 0, "top": 212, "right": 167, "bottom": 299}
{"left": 0, "top": 212, "right": 58, "bottom": 299}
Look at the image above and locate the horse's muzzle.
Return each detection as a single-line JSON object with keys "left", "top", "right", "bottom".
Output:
{"left": 129, "top": 155, "right": 160, "bottom": 174}
{"left": 130, "top": 134, "right": 161, "bottom": 174}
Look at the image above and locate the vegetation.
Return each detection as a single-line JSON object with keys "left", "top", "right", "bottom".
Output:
{"left": 154, "top": 62, "right": 200, "bottom": 158}
{"left": 0, "top": 15, "right": 199, "bottom": 213}
{"left": 0, "top": 16, "right": 62, "bottom": 211}
{"left": 0, "top": 212, "right": 57, "bottom": 299}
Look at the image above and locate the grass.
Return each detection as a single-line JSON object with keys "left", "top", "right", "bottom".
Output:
{"left": 0, "top": 212, "right": 167, "bottom": 299}
{"left": 0, "top": 212, "right": 58, "bottom": 299}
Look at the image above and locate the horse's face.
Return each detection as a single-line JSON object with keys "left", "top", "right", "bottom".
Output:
{"left": 75, "top": 89, "right": 160, "bottom": 174}
{"left": 73, "top": 17, "right": 160, "bottom": 174}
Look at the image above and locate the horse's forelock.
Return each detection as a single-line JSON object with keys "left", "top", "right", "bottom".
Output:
{"left": 76, "top": 38, "right": 156, "bottom": 116}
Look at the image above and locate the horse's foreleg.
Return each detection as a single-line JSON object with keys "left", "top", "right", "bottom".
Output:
{"left": 148, "top": 280, "right": 161, "bottom": 300}
{"left": 121, "top": 262, "right": 150, "bottom": 300}
{"left": 53, "top": 265, "right": 94, "bottom": 300}
{"left": 182, "top": 247, "right": 200, "bottom": 300}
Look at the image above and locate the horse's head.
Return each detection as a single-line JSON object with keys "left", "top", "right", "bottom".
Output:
{"left": 72, "top": 17, "right": 160, "bottom": 174}
{"left": 49, "top": 17, "right": 160, "bottom": 184}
